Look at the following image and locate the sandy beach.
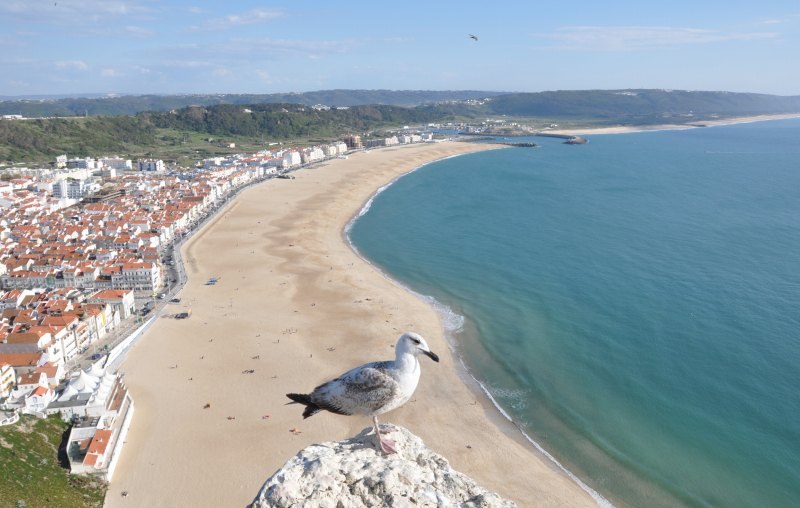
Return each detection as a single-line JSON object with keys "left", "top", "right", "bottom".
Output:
{"left": 548, "top": 112, "right": 800, "bottom": 136}
{"left": 105, "top": 141, "right": 597, "bottom": 507}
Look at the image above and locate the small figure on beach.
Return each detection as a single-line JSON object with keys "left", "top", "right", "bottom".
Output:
{"left": 286, "top": 332, "right": 439, "bottom": 454}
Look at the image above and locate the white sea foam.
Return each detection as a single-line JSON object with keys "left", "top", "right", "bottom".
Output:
{"left": 476, "top": 381, "right": 615, "bottom": 508}
{"left": 345, "top": 181, "right": 392, "bottom": 234}
{"left": 419, "top": 293, "right": 465, "bottom": 334}
{"left": 345, "top": 150, "right": 613, "bottom": 508}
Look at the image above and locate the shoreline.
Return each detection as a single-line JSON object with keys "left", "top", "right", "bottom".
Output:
{"left": 105, "top": 141, "right": 598, "bottom": 507}
{"left": 547, "top": 112, "right": 800, "bottom": 136}
{"left": 344, "top": 155, "right": 615, "bottom": 506}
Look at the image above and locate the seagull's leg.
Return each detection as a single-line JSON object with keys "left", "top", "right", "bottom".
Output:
{"left": 372, "top": 416, "right": 397, "bottom": 454}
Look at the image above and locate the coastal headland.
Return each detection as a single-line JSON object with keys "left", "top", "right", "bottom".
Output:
{"left": 104, "top": 141, "right": 597, "bottom": 507}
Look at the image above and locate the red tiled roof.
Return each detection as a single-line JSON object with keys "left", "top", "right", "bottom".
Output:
{"left": 31, "top": 385, "right": 49, "bottom": 397}
{"left": 0, "top": 352, "right": 41, "bottom": 367}
{"left": 6, "top": 332, "right": 41, "bottom": 344}
{"left": 87, "top": 429, "right": 112, "bottom": 455}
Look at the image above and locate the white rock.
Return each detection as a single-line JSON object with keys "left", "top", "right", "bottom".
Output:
{"left": 252, "top": 426, "right": 516, "bottom": 508}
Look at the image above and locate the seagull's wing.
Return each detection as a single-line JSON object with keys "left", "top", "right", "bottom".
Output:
{"left": 310, "top": 361, "right": 398, "bottom": 416}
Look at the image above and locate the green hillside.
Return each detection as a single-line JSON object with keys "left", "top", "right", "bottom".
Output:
{"left": 0, "top": 415, "right": 106, "bottom": 508}
{"left": 0, "top": 90, "right": 505, "bottom": 118}
{"left": 0, "top": 103, "right": 451, "bottom": 164}
{"left": 484, "top": 89, "right": 800, "bottom": 123}
{"left": 3, "top": 89, "right": 800, "bottom": 165}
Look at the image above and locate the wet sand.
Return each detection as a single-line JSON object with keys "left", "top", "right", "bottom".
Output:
{"left": 105, "top": 141, "right": 597, "bottom": 507}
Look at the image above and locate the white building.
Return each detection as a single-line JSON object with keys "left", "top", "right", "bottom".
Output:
{"left": 25, "top": 384, "right": 54, "bottom": 413}
{"left": 61, "top": 368, "right": 135, "bottom": 481}
{"left": 138, "top": 159, "right": 165, "bottom": 172}
{"left": 112, "top": 262, "right": 161, "bottom": 293}
{"left": 52, "top": 178, "right": 98, "bottom": 199}
{"left": 100, "top": 158, "right": 132, "bottom": 170}
{"left": 203, "top": 157, "right": 225, "bottom": 169}
{"left": 66, "top": 158, "right": 98, "bottom": 170}
{"left": 0, "top": 363, "right": 15, "bottom": 399}
{"left": 281, "top": 151, "right": 302, "bottom": 169}
{"left": 301, "top": 147, "right": 325, "bottom": 164}
{"left": 100, "top": 167, "right": 118, "bottom": 179}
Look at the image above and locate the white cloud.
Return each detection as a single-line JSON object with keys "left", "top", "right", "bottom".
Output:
{"left": 382, "top": 36, "right": 415, "bottom": 44}
{"left": 169, "top": 60, "right": 213, "bottom": 69}
{"left": 191, "top": 8, "right": 282, "bottom": 31}
{"left": 56, "top": 60, "right": 88, "bottom": 70}
{"left": 152, "top": 37, "right": 356, "bottom": 66}
{"left": 125, "top": 25, "right": 155, "bottom": 37}
{"left": 255, "top": 70, "right": 273, "bottom": 84}
{"left": 232, "top": 37, "right": 356, "bottom": 58}
{"left": 760, "top": 14, "right": 800, "bottom": 25}
{"left": 0, "top": 0, "right": 153, "bottom": 22}
{"left": 101, "top": 68, "right": 121, "bottom": 77}
{"left": 537, "top": 26, "right": 779, "bottom": 51}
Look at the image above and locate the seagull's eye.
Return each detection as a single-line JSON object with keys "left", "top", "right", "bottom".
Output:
{"left": 410, "top": 337, "right": 421, "bottom": 345}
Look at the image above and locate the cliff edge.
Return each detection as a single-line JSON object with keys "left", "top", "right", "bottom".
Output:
{"left": 252, "top": 425, "right": 517, "bottom": 507}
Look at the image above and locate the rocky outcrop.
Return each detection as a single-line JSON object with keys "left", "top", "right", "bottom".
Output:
{"left": 252, "top": 425, "right": 516, "bottom": 508}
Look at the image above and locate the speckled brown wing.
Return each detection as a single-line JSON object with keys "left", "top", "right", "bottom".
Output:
{"left": 309, "top": 361, "right": 398, "bottom": 417}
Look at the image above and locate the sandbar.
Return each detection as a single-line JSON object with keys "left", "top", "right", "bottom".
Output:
{"left": 548, "top": 112, "right": 800, "bottom": 136}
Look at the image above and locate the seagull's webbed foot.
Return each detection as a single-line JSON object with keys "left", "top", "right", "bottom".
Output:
{"left": 372, "top": 416, "right": 398, "bottom": 455}
{"left": 379, "top": 436, "right": 397, "bottom": 454}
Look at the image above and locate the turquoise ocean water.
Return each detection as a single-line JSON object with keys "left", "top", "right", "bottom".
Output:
{"left": 348, "top": 119, "right": 800, "bottom": 507}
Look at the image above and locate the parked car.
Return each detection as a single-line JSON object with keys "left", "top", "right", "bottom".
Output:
{"left": 90, "top": 353, "right": 103, "bottom": 360}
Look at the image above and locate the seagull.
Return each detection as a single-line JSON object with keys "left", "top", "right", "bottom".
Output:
{"left": 286, "top": 332, "right": 439, "bottom": 454}
{"left": 469, "top": 34, "right": 478, "bottom": 41}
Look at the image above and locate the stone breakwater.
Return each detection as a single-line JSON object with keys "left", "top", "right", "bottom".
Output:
{"left": 252, "top": 426, "right": 517, "bottom": 508}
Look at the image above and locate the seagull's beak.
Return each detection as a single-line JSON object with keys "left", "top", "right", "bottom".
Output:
{"left": 423, "top": 349, "right": 439, "bottom": 362}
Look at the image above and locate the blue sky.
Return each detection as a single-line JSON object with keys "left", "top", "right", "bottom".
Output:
{"left": 2, "top": 0, "right": 799, "bottom": 97}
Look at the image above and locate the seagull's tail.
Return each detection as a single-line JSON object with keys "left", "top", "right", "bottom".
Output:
{"left": 286, "top": 393, "right": 321, "bottom": 419}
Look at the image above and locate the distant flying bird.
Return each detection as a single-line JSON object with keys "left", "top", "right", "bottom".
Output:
{"left": 469, "top": 34, "right": 478, "bottom": 41}
{"left": 286, "top": 332, "right": 439, "bottom": 454}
